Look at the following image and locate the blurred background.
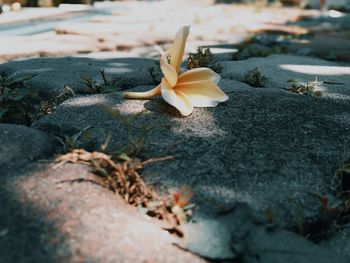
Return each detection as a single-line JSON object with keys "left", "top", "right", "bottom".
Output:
{"left": 0, "top": 0, "right": 349, "bottom": 63}
{"left": 0, "top": 0, "right": 349, "bottom": 12}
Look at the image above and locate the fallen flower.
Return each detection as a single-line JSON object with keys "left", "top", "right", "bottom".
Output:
{"left": 123, "top": 26, "right": 228, "bottom": 116}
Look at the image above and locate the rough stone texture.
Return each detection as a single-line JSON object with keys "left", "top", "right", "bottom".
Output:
{"left": 0, "top": 56, "right": 157, "bottom": 99}
{"left": 32, "top": 78, "right": 350, "bottom": 228}
{"left": 221, "top": 54, "right": 350, "bottom": 99}
{"left": 1, "top": 48, "right": 349, "bottom": 263}
{"left": 322, "top": 227, "right": 350, "bottom": 259}
{"left": 0, "top": 124, "right": 58, "bottom": 172}
{"left": 178, "top": 206, "right": 349, "bottom": 262}
{"left": 0, "top": 163, "right": 205, "bottom": 263}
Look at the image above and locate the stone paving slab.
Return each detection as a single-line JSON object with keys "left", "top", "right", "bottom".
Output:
{"left": 0, "top": 50, "right": 349, "bottom": 261}
{"left": 32, "top": 76, "right": 350, "bottom": 229}
{"left": 0, "top": 56, "right": 157, "bottom": 98}
{"left": 0, "top": 163, "right": 205, "bottom": 263}
{"left": 322, "top": 226, "right": 350, "bottom": 259}
{"left": 221, "top": 54, "right": 350, "bottom": 99}
{"left": 0, "top": 124, "right": 58, "bottom": 172}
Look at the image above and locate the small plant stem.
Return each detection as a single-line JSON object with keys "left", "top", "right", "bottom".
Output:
{"left": 123, "top": 85, "right": 161, "bottom": 99}
{"left": 141, "top": 155, "right": 174, "bottom": 166}
{"left": 99, "top": 69, "right": 108, "bottom": 85}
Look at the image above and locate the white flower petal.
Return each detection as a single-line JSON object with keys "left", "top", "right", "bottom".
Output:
{"left": 160, "top": 55, "right": 178, "bottom": 87}
{"left": 174, "top": 90, "right": 193, "bottom": 116}
{"left": 161, "top": 78, "right": 193, "bottom": 116}
{"left": 170, "top": 26, "right": 190, "bottom": 74}
{"left": 178, "top": 68, "right": 221, "bottom": 85}
{"left": 175, "top": 79, "right": 228, "bottom": 107}
{"left": 123, "top": 85, "right": 161, "bottom": 99}
{"left": 161, "top": 78, "right": 177, "bottom": 105}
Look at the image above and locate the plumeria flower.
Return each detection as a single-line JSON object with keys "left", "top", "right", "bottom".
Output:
{"left": 123, "top": 26, "right": 228, "bottom": 116}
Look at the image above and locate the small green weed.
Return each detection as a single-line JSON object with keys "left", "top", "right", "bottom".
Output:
{"left": 187, "top": 47, "right": 223, "bottom": 74}
{"left": 80, "top": 69, "right": 120, "bottom": 94}
{"left": 0, "top": 73, "right": 74, "bottom": 125}
{"left": 56, "top": 107, "right": 160, "bottom": 157}
{"left": 242, "top": 67, "right": 267, "bottom": 87}
{"left": 286, "top": 78, "right": 322, "bottom": 97}
{"left": 39, "top": 85, "right": 75, "bottom": 116}
{"left": 0, "top": 73, "right": 40, "bottom": 124}
{"left": 297, "top": 162, "right": 350, "bottom": 242}
{"left": 102, "top": 106, "right": 157, "bottom": 157}
{"left": 62, "top": 125, "right": 95, "bottom": 152}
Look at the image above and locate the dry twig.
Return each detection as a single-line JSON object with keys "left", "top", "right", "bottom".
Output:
{"left": 54, "top": 149, "right": 185, "bottom": 229}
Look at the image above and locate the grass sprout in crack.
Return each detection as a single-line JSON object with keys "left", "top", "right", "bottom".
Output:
{"left": 302, "top": 161, "right": 350, "bottom": 242}
{"left": 286, "top": 78, "right": 322, "bottom": 97}
{"left": 0, "top": 73, "right": 74, "bottom": 125}
{"left": 242, "top": 67, "right": 267, "bottom": 88}
{"left": 80, "top": 69, "right": 121, "bottom": 94}
{"left": 101, "top": 106, "right": 157, "bottom": 157}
